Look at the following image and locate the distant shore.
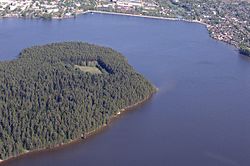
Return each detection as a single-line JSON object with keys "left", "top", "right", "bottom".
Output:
{"left": 0, "top": 9, "right": 226, "bottom": 48}
{"left": 84, "top": 10, "right": 244, "bottom": 50}
{"left": 0, "top": 8, "right": 244, "bottom": 51}
{"left": 0, "top": 92, "right": 156, "bottom": 165}
{"left": 80, "top": 10, "right": 209, "bottom": 26}
{"left": 0, "top": 10, "right": 208, "bottom": 27}
{"left": 79, "top": 10, "right": 232, "bottom": 48}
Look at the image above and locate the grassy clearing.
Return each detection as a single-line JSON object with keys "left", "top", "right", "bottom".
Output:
{"left": 75, "top": 65, "right": 102, "bottom": 74}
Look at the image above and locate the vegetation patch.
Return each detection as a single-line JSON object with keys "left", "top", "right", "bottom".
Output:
{"left": 75, "top": 61, "right": 102, "bottom": 74}
{"left": 239, "top": 44, "right": 250, "bottom": 56}
{"left": 0, "top": 42, "right": 156, "bottom": 160}
{"left": 75, "top": 65, "right": 102, "bottom": 74}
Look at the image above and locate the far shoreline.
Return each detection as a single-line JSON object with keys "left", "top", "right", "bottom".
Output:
{"left": 1, "top": 9, "right": 239, "bottom": 52}
{"left": 82, "top": 10, "right": 246, "bottom": 55}
{"left": 0, "top": 92, "right": 157, "bottom": 165}
{"left": 82, "top": 10, "right": 209, "bottom": 26}
{"left": 0, "top": 10, "right": 208, "bottom": 26}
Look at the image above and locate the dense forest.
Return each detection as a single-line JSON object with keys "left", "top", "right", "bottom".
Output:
{"left": 0, "top": 42, "right": 156, "bottom": 160}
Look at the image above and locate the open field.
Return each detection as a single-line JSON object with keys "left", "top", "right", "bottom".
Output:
{"left": 75, "top": 65, "right": 102, "bottom": 74}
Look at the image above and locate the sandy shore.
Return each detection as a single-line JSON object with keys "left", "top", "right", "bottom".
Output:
{"left": 0, "top": 93, "right": 155, "bottom": 164}
{"left": 79, "top": 10, "right": 209, "bottom": 26}
{"left": 0, "top": 9, "right": 209, "bottom": 27}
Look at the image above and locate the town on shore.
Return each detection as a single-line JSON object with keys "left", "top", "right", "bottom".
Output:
{"left": 0, "top": 0, "right": 249, "bottom": 55}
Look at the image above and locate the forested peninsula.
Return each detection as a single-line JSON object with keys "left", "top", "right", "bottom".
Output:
{"left": 0, "top": 42, "right": 156, "bottom": 160}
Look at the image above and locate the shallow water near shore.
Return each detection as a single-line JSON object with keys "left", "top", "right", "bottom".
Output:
{"left": 1, "top": 13, "right": 250, "bottom": 166}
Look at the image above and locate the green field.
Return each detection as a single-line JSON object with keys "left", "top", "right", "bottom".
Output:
{"left": 75, "top": 65, "right": 102, "bottom": 74}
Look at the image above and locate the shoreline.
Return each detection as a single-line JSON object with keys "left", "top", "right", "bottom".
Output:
{"left": 0, "top": 92, "right": 156, "bottom": 165}
{"left": 83, "top": 10, "right": 209, "bottom": 26}
{"left": 0, "top": 9, "right": 238, "bottom": 50}
{"left": 0, "top": 9, "right": 208, "bottom": 26}
{"left": 52, "top": 10, "right": 237, "bottom": 49}
{"left": 76, "top": 10, "right": 240, "bottom": 50}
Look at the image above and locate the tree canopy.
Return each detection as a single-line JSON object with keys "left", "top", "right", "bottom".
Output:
{"left": 0, "top": 42, "right": 156, "bottom": 160}
{"left": 239, "top": 44, "right": 250, "bottom": 56}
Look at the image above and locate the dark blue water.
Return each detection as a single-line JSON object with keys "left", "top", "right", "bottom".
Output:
{"left": 1, "top": 13, "right": 250, "bottom": 166}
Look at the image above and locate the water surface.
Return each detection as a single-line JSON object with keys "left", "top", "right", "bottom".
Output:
{"left": 0, "top": 13, "right": 250, "bottom": 166}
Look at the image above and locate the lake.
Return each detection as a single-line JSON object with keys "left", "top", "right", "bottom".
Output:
{"left": 1, "top": 13, "right": 250, "bottom": 166}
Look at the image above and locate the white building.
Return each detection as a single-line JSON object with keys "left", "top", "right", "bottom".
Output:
{"left": 116, "top": 0, "right": 142, "bottom": 8}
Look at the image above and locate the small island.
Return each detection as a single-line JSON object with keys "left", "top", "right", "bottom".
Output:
{"left": 0, "top": 42, "right": 156, "bottom": 160}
